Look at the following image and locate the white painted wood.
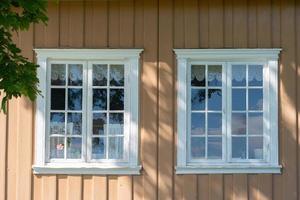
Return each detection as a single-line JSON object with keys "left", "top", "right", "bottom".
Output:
{"left": 34, "top": 49, "right": 143, "bottom": 174}
{"left": 174, "top": 48, "right": 281, "bottom": 173}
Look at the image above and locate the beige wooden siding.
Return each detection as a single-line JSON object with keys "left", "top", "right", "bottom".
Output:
{"left": 0, "top": 0, "right": 299, "bottom": 199}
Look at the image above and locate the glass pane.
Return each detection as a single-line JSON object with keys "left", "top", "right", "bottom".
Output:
{"left": 66, "top": 137, "right": 82, "bottom": 159}
{"left": 50, "top": 137, "right": 65, "bottom": 159}
{"left": 232, "top": 89, "right": 246, "bottom": 111}
{"left": 248, "top": 89, "right": 263, "bottom": 110}
{"left": 67, "top": 113, "right": 82, "bottom": 135}
{"left": 208, "top": 65, "right": 222, "bottom": 86}
{"left": 93, "top": 113, "right": 107, "bottom": 135}
{"left": 93, "top": 89, "right": 107, "bottom": 110}
{"left": 51, "top": 64, "right": 66, "bottom": 85}
{"left": 68, "top": 64, "right": 83, "bottom": 86}
{"left": 191, "top": 113, "right": 205, "bottom": 135}
{"left": 248, "top": 113, "right": 263, "bottom": 135}
{"left": 68, "top": 89, "right": 82, "bottom": 110}
{"left": 92, "top": 137, "right": 106, "bottom": 159}
{"left": 93, "top": 64, "right": 107, "bottom": 86}
{"left": 109, "top": 113, "right": 124, "bottom": 135}
{"left": 191, "top": 89, "right": 205, "bottom": 110}
{"left": 191, "top": 65, "right": 205, "bottom": 86}
{"left": 50, "top": 113, "right": 65, "bottom": 135}
{"left": 110, "top": 65, "right": 124, "bottom": 86}
{"left": 207, "top": 89, "right": 222, "bottom": 110}
{"left": 232, "top": 137, "right": 246, "bottom": 159}
{"left": 208, "top": 113, "right": 222, "bottom": 135}
{"left": 232, "top": 65, "right": 246, "bottom": 86}
{"left": 207, "top": 137, "right": 222, "bottom": 159}
{"left": 51, "top": 88, "right": 65, "bottom": 110}
{"left": 110, "top": 89, "right": 124, "bottom": 110}
{"left": 108, "top": 137, "right": 124, "bottom": 159}
{"left": 191, "top": 137, "right": 205, "bottom": 158}
{"left": 232, "top": 113, "right": 246, "bottom": 135}
{"left": 248, "top": 136, "right": 263, "bottom": 159}
{"left": 248, "top": 65, "right": 263, "bottom": 86}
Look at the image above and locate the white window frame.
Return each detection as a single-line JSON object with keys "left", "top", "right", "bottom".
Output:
{"left": 33, "top": 49, "right": 143, "bottom": 175}
{"left": 175, "top": 49, "right": 282, "bottom": 174}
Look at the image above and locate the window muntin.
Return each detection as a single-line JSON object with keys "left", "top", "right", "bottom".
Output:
{"left": 48, "top": 62, "right": 86, "bottom": 161}
{"left": 47, "top": 61, "right": 129, "bottom": 163}
{"left": 230, "top": 63, "right": 264, "bottom": 161}
{"left": 189, "top": 64, "right": 225, "bottom": 161}
{"left": 187, "top": 62, "right": 268, "bottom": 163}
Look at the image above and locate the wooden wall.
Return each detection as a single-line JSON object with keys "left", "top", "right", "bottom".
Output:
{"left": 0, "top": 0, "right": 299, "bottom": 199}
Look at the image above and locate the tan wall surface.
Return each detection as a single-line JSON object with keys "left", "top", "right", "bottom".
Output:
{"left": 0, "top": 0, "right": 299, "bottom": 199}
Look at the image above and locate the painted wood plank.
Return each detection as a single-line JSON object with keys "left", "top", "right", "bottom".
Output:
{"left": 83, "top": 176, "right": 93, "bottom": 200}
{"left": 184, "top": 0, "right": 199, "bottom": 48}
{"left": 141, "top": 0, "right": 158, "bottom": 199}
{"left": 93, "top": 176, "right": 107, "bottom": 200}
{"left": 232, "top": 175, "right": 247, "bottom": 200}
{"left": 108, "top": 176, "right": 118, "bottom": 200}
{"left": 120, "top": 0, "right": 134, "bottom": 48}
{"left": 108, "top": 0, "right": 120, "bottom": 48}
{"left": 84, "top": 0, "right": 108, "bottom": 48}
{"left": 42, "top": 176, "right": 57, "bottom": 200}
{"left": 199, "top": 0, "right": 209, "bottom": 48}
{"left": 223, "top": 175, "right": 233, "bottom": 200}
{"left": 280, "top": 0, "right": 297, "bottom": 200}
{"left": 0, "top": 92, "right": 7, "bottom": 200}
{"left": 158, "top": 0, "right": 174, "bottom": 199}
{"left": 174, "top": 0, "right": 184, "bottom": 49}
{"left": 247, "top": 0, "right": 257, "bottom": 48}
{"left": 208, "top": 0, "right": 223, "bottom": 48}
{"left": 57, "top": 175, "right": 68, "bottom": 200}
{"left": 296, "top": 1, "right": 300, "bottom": 200}
{"left": 183, "top": 175, "right": 197, "bottom": 200}
{"left": 117, "top": 176, "right": 132, "bottom": 200}
{"left": 248, "top": 175, "right": 258, "bottom": 200}
{"left": 67, "top": 176, "right": 82, "bottom": 200}
{"left": 209, "top": 175, "right": 223, "bottom": 200}
{"left": 198, "top": 175, "right": 209, "bottom": 200}
{"left": 33, "top": 176, "right": 42, "bottom": 200}
{"left": 224, "top": 0, "right": 233, "bottom": 48}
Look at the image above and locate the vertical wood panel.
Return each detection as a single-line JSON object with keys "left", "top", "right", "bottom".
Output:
{"left": 84, "top": 0, "right": 108, "bottom": 48}
{"left": 297, "top": 1, "right": 300, "bottom": 200}
{"left": 0, "top": 93, "right": 7, "bottom": 200}
{"left": 198, "top": 175, "right": 209, "bottom": 200}
{"left": 42, "top": 176, "right": 57, "bottom": 200}
{"left": 280, "top": 0, "right": 297, "bottom": 200}
{"left": 57, "top": 175, "right": 68, "bottom": 200}
{"left": 141, "top": 0, "right": 158, "bottom": 199}
{"left": 199, "top": 0, "right": 209, "bottom": 48}
{"left": 33, "top": 176, "right": 42, "bottom": 200}
{"left": 108, "top": 176, "right": 118, "bottom": 200}
{"left": 117, "top": 176, "right": 132, "bottom": 200}
{"left": 67, "top": 176, "right": 82, "bottom": 200}
{"left": 158, "top": 0, "right": 174, "bottom": 199}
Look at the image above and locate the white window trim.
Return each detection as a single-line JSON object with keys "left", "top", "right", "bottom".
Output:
{"left": 33, "top": 49, "right": 143, "bottom": 175}
{"left": 175, "top": 49, "right": 282, "bottom": 174}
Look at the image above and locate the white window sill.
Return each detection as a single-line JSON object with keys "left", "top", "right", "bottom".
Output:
{"left": 176, "top": 164, "right": 282, "bottom": 174}
{"left": 33, "top": 164, "right": 142, "bottom": 175}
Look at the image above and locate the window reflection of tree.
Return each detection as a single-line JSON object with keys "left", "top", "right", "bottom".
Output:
{"left": 68, "top": 89, "right": 82, "bottom": 110}
{"left": 93, "top": 89, "right": 107, "bottom": 110}
{"left": 110, "top": 89, "right": 124, "bottom": 110}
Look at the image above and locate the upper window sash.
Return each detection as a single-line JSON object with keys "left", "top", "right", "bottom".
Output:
{"left": 175, "top": 49, "right": 281, "bottom": 174}
{"left": 33, "top": 49, "right": 143, "bottom": 175}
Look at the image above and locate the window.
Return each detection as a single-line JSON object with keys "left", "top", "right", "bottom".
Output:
{"left": 175, "top": 49, "right": 281, "bottom": 174}
{"left": 33, "top": 49, "right": 143, "bottom": 175}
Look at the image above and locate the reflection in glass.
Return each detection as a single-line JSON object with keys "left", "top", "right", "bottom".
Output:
{"left": 208, "top": 113, "right": 222, "bottom": 135}
{"left": 51, "top": 64, "right": 66, "bottom": 85}
{"left": 93, "top": 113, "right": 107, "bottom": 135}
{"left": 207, "top": 89, "right": 222, "bottom": 110}
{"left": 93, "top": 89, "right": 107, "bottom": 110}
{"left": 50, "top": 137, "right": 64, "bottom": 159}
{"left": 191, "top": 65, "right": 205, "bottom": 86}
{"left": 232, "top": 65, "right": 246, "bottom": 86}
{"left": 50, "top": 113, "right": 65, "bottom": 135}
{"left": 232, "top": 89, "right": 246, "bottom": 111}
{"left": 109, "top": 113, "right": 124, "bottom": 135}
{"left": 248, "top": 113, "right": 263, "bottom": 135}
{"left": 232, "top": 113, "right": 246, "bottom": 135}
{"left": 110, "top": 65, "right": 124, "bottom": 86}
{"left": 207, "top": 137, "right": 222, "bottom": 159}
{"left": 248, "top": 65, "right": 263, "bottom": 86}
{"left": 66, "top": 137, "right": 82, "bottom": 159}
{"left": 191, "top": 113, "right": 205, "bottom": 135}
{"left": 110, "top": 89, "right": 124, "bottom": 110}
{"left": 248, "top": 136, "right": 263, "bottom": 159}
{"left": 191, "top": 89, "right": 205, "bottom": 110}
{"left": 191, "top": 137, "right": 205, "bottom": 158}
{"left": 67, "top": 113, "right": 82, "bottom": 135}
{"left": 68, "top": 64, "right": 83, "bottom": 86}
{"left": 93, "top": 64, "right": 107, "bottom": 86}
{"left": 92, "top": 137, "right": 105, "bottom": 159}
{"left": 108, "top": 137, "right": 124, "bottom": 159}
{"left": 232, "top": 137, "right": 246, "bottom": 159}
{"left": 248, "top": 89, "right": 263, "bottom": 110}
{"left": 208, "top": 65, "right": 222, "bottom": 86}
{"left": 51, "top": 88, "right": 65, "bottom": 110}
{"left": 68, "top": 89, "right": 82, "bottom": 110}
